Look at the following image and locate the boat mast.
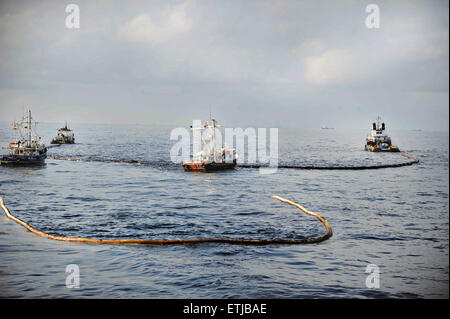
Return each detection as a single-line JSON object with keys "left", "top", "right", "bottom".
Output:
{"left": 212, "top": 120, "right": 216, "bottom": 151}
{"left": 376, "top": 116, "right": 381, "bottom": 130}
{"left": 210, "top": 107, "right": 216, "bottom": 151}
{"left": 28, "top": 109, "right": 31, "bottom": 145}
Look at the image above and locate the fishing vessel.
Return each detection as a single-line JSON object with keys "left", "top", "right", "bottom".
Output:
{"left": 365, "top": 116, "right": 400, "bottom": 152}
{"left": 182, "top": 118, "right": 238, "bottom": 172}
{"left": 51, "top": 122, "right": 75, "bottom": 144}
{"left": 1, "top": 110, "right": 47, "bottom": 165}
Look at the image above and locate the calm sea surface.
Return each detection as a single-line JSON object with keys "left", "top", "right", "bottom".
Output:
{"left": 0, "top": 122, "right": 448, "bottom": 298}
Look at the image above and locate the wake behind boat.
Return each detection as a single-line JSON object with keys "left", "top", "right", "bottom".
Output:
{"left": 1, "top": 110, "right": 47, "bottom": 165}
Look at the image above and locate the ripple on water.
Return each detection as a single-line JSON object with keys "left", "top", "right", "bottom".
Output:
{"left": 0, "top": 125, "right": 448, "bottom": 298}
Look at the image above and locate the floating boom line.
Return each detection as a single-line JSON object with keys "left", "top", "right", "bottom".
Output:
{"left": 47, "top": 153, "right": 419, "bottom": 170}
{"left": 0, "top": 196, "right": 331, "bottom": 246}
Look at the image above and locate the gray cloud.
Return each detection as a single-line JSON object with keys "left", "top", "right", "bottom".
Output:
{"left": 0, "top": 0, "right": 448, "bottom": 130}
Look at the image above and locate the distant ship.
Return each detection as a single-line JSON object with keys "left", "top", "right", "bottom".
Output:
{"left": 1, "top": 110, "right": 47, "bottom": 165}
{"left": 364, "top": 116, "right": 399, "bottom": 152}
{"left": 321, "top": 126, "right": 335, "bottom": 130}
{"left": 182, "top": 118, "right": 237, "bottom": 172}
{"left": 51, "top": 122, "right": 75, "bottom": 144}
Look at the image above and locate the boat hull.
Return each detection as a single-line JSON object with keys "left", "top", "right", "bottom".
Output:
{"left": 182, "top": 161, "right": 236, "bottom": 172}
{"left": 1, "top": 153, "right": 47, "bottom": 165}
{"left": 365, "top": 145, "right": 400, "bottom": 152}
{"left": 50, "top": 140, "right": 75, "bottom": 145}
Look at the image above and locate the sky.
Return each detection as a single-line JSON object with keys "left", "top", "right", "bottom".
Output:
{"left": 0, "top": 0, "right": 448, "bottom": 130}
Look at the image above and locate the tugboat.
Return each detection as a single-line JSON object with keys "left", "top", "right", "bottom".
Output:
{"left": 365, "top": 116, "right": 400, "bottom": 152}
{"left": 182, "top": 118, "right": 238, "bottom": 172}
{"left": 1, "top": 110, "right": 47, "bottom": 165}
{"left": 50, "top": 122, "right": 75, "bottom": 144}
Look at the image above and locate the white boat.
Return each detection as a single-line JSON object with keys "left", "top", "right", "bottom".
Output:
{"left": 51, "top": 122, "right": 75, "bottom": 144}
{"left": 365, "top": 116, "right": 399, "bottom": 152}
{"left": 1, "top": 110, "right": 47, "bottom": 165}
{"left": 182, "top": 118, "right": 237, "bottom": 172}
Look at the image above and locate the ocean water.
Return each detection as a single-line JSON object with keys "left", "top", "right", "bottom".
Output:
{"left": 0, "top": 122, "right": 448, "bottom": 298}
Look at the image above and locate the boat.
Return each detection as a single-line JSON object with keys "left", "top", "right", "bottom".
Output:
{"left": 1, "top": 110, "right": 47, "bottom": 165}
{"left": 364, "top": 116, "right": 400, "bottom": 152}
{"left": 182, "top": 118, "right": 238, "bottom": 172}
{"left": 321, "top": 126, "right": 335, "bottom": 130}
{"left": 50, "top": 122, "right": 75, "bottom": 144}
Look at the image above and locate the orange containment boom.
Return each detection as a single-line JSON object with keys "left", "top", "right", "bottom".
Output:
{"left": 0, "top": 195, "right": 332, "bottom": 246}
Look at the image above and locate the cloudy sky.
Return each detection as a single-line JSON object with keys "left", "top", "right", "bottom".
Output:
{"left": 0, "top": 0, "right": 448, "bottom": 130}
